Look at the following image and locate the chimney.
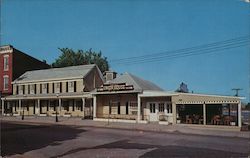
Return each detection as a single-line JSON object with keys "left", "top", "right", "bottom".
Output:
{"left": 104, "top": 71, "right": 117, "bottom": 82}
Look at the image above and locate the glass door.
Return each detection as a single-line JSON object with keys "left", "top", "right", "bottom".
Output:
{"left": 148, "top": 103, "right": 158, "bottom": 122}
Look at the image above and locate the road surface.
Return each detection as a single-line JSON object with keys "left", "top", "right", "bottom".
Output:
{"left": 1, "top": 121, "right": 249, "bottom": 158}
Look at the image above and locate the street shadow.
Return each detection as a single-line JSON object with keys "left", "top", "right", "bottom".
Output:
{"left": 51, "top": 139, "right": 248, "bottom": 158}
{"left": 1, "top": 121, "right": 86, "bottom": 157}
{"left": 50, "top": 139, "right": 156, "bottom": 158}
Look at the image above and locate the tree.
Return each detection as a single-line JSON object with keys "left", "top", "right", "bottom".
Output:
{"left": 52, "top": 48, "right": 109, "bottom": 73}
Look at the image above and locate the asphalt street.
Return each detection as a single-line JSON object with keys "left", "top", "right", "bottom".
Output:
{"left": 1, "top": 121, "right": 249, "bottom": 158}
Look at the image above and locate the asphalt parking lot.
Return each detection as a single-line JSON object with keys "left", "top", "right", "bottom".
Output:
{"left": 1, "top": 121, "right": 249, "bottom": 158}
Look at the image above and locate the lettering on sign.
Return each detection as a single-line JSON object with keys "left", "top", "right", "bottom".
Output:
{"left": 97, "top": 83, "right": 134, "bottom": 92}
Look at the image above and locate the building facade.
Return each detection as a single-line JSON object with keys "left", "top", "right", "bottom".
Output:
{"left": 92, "top": 72, "right": 242, "bottom": 129}
{"left": 2, "top": 64, "right": 103, "bottom": 117}
{"left": 0, "top": 45, "right": 50, "bottom": 96}
{"left": 1, "top": 64, "right": 243, "bottom": 130}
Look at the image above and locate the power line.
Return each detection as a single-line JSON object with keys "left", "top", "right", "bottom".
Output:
{"left": 110, "top": 36, "right": 250, "bottom": 64}
{"left": 110, "top": 38, "right": 250, "bottom": 65}
{"left": 112, "top": 40, "right": 249, "bottom": 65}
{"left": 110, "top": 35, "right": 250, "bottom": 63}
{"left": 118, "top": 43, "right": 249, "bottom": 65}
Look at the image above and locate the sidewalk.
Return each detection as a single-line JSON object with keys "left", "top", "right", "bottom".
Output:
{"left": 1, "top": 116, "right": 250, "bottom": 139}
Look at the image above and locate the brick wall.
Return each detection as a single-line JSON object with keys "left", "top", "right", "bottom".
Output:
{"left": 0, "top": 52, "right": 13, "bottom": 95}
{"left": 0, "top": 46, "right": 50, "bottom": 96}
{"left": 12, "top": 48, "right": 50, "bottom": 80}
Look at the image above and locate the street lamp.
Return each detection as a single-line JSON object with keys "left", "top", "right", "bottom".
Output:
{"left": 22, "top": 104, "right": 24, "bottom": 120}
{"left": 4, "top": 97, "right": 6, "bottom": 116}
{"left": 56, "top": 94, "right": 59, "bottom": 122}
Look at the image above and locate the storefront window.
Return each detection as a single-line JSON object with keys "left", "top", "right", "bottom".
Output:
{"left": 207, "top": 104, "right": 238, "bottom": 126}
{"left": 62, "top": 101, "right": 69, "bottom": 111}
{"left": 76, "top": 101, "right": 82, "bottom": 111}
{"left": 166, "top": 104, "right": 172, "bottom": 113}
{"left": 49, "top": 102, "right": 55, "bottom": 111}
{"left": 177, "top": 104, "right": 203, "bottom": 124}
{"left": 129, "top": 101, "right": 138, "bottom": 115}
{"left": 110, "top": 101, "right": 119, "bottom": 114}
{"left": 159, "top": 103, "right": 165, "bottom": 112}
{"left": 150, "top": 103, "right": 156, "bottom": 113}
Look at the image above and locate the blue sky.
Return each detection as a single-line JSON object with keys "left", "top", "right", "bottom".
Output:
{"left": 1, "top": 0, "right": 250, "bottom": 102}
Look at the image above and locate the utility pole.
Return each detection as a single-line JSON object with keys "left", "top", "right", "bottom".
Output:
{"left": 232, "top": 88, "right": 243, "bottom": 97}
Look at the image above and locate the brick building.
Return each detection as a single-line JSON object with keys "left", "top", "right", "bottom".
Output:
{"left": 0, "top": 45, "right": 50, "bottom": 97}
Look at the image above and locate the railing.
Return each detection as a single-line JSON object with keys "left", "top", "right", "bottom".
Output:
{"left": 97, "top": 114, "right": 137, "bottom": 120}
{"left": 97, "top": 113, "right": 149, "bottom": 121}
{"left": 141, "top": 115, "right": 150, "bottom": 121}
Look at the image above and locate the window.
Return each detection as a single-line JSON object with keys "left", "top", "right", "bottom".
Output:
{"left": 117, "top": 102, "right": 121, "bottom": 114}
{"left": 42, "top": 83, "right": 48, "bottom": 94}
{"left": 30, "top": 84, "right": 35, "bottom": 94}
{"left": 52, "top": 83, "right": 55, "bottom": 93}
{"left": 126, "top": 102, "right": 129, "bottom": 115}
{"left": 19, "top": 85, "right": 24, "bottom": 95}
{"left": 127, "top": 101, "right": 138, "bottom": 115}
{"left": 40, "top": 84, "right": 42, "bottom": 93}
{"left": 68, "top": 81, "right": 75, "bottom": 92}
{"left": 55, "top": 82, "right": 61, "bottom": 93}
{"left": 62, "top": 101, "right": 69, "bottom": 111}
{"left": 110, "top": 101, "right": 118, "bottom": 114}
{"left": 159, "top": 103, "right": 165, "bottom": 112}
{"left": 76, "top": 100, "right": 82, "bottom": 111}
{"left": 70, "top": 81, "right": 74, "bottom": 88}
{"left": 166, "top": 104, "right": 172, "bottom": 113}
{"left": 129, "top": 102, "right": 138, "bottom": 109}
{"left": 50, "top": 104, "right": 55, "bottom": 111}
{"left": 74, "top": 81, "right": 77, "bottom": 92}
{"left": 150, "top": 103, "right": 156, "bottom": 113}
{"left": 3, "top": 55, "right": 9, "bottom": 71}
{"left": 28, "top": 85, "right": 30, "bottom": 94}
{"left": 3, "top": 75, "right": 9, "bottom": 90}
{"left": 66, "top": 82, "right": 68, "bottom": 92}
{"left": 16, "top": 85, "right": 19, "bottom": 94}
{"left": 48, "top": 101, "right": 54, "bottom": 111}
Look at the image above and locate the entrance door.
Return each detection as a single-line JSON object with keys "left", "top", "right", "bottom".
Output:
{"left": 148, "top": 103, "right": 158, "bottom": 122}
